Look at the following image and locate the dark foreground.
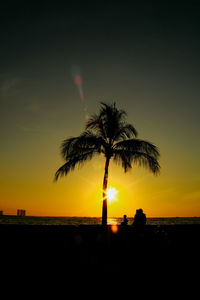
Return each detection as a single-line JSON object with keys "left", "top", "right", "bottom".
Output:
{"left": 1, "top": 224, "right": 200, "bottom": 288}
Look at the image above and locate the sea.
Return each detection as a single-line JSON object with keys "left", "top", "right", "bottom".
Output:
{"left": 0, "top": 215, "right": 200, "bottom": 226}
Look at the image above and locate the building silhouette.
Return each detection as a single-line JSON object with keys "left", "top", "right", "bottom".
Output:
{"left": 17, "top": 209, "right": 26, "bottom": 217}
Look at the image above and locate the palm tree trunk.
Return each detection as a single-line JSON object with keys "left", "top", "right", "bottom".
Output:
{"left": 102, "top": 157, "right": 110, "bottom": 226}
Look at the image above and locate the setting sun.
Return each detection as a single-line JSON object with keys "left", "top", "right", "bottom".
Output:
{"left": 106, "top": 187, "right": 118, "bottom": 203}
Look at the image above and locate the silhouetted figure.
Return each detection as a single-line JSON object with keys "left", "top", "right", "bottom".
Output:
{"left": 121, "top": 214, "right": 128, "bottom": 226}
{"left": 133, "top": 209, "right": 146, "bottom": 227}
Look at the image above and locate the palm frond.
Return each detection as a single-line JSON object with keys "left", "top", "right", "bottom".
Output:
{"left": 99, "top": 102, "right": 127, "bottom": 142}
{"left": 113, "top": 149, "right": 160, "bottom": 174}
{"left": 130, "top": 151, "right": 160, "bottom": 174}
{"left": 61, "top": 131, "right": 106, "bottom": 159}
{"left": 86, "top": 102, "right": 130, "bottom": 144}
{"left": 100, "top": 102, "right": 127, "bottom": 121}
{"left": 85, "top": 114, "right": 107, "bottom": 141}
{"left": 114, "top": 139, "right": 160, "bottom": 159}
{"left": 54, "top": 150, "right": 97, "bottom": 181}
{"left": 112, "top": 149, "right": 132, "bottom": 172}
{"left": 113, "top": 123, "right": 138, "bottom": 141}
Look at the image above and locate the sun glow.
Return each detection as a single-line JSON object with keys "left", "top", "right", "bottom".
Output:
{"left": 106, "top": 187, "right": 118, "bottom": 203}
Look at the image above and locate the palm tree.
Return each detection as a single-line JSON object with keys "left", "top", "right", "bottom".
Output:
{"left": 55, "top": 102, "right": 160, "bottom": 225}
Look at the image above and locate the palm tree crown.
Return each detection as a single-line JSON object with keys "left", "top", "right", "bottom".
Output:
{"left": 55, "top": 102, "right": 160, "bottom": 225}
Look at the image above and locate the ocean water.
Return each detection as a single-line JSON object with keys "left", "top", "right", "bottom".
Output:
{"left": 0, "top": 215, "right": 200, "bottom": 226}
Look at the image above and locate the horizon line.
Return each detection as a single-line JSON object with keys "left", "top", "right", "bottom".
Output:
{"left": 1, "top": 214, "right": 200, "bottom": 218}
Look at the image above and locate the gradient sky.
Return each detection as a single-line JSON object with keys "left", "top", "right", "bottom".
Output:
{"left": 0, "top": 0, "right": 200, "bottom": 217}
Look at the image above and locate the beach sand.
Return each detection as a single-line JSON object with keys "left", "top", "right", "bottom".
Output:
{"left": 1, "top": 224, "right": 200, "bottom": 289}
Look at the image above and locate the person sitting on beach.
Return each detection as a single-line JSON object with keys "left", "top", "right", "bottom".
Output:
{"left": 132, "top": 209, "right": 146, "bottom": 227}
{"left": 121, "top": 214, "right": 128, "bottom": 226}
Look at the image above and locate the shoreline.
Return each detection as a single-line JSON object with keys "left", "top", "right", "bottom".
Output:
{"left": 1, "top": 223, "right": 200, "bottom": 248}
{"left": 1, "top": 214, "right": 200, "bottom": 218}
{"left": 1, "top": 224, "right": 200, "bottom": 279}
{"left": 1, "top": 215, "right": 200, "bottom": 226}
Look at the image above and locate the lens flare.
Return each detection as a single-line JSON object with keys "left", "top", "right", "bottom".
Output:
{"left": 71, "top": 65, "right": 89, "bottom": 121}
{"left": 111, "top": 225, "right": 118, "bottom": 234}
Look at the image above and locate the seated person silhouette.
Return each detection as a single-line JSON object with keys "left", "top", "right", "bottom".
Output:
{"left": 121, "top": 214, "right": 128, "bottom": 226}
{"left": 132, "top": 209, "right": 146, "bottom": 227}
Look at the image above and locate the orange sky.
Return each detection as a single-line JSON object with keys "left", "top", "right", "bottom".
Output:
{"left": 0, "top": 98, "right": 200, "bottom": 217}
{"left": 1, "top": 140, "right": 200, "bottom": 217}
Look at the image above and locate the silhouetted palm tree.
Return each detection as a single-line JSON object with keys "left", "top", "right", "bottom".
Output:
{"left": 55, "top": 102, "right": 160, "bottom": 225}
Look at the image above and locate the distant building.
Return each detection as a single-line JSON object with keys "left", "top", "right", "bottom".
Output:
{"left": 0, "top": 211, "right": 3, "bottom": 216}
{"left": 17, "top": 209, "right": 26, "bottom": 217}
